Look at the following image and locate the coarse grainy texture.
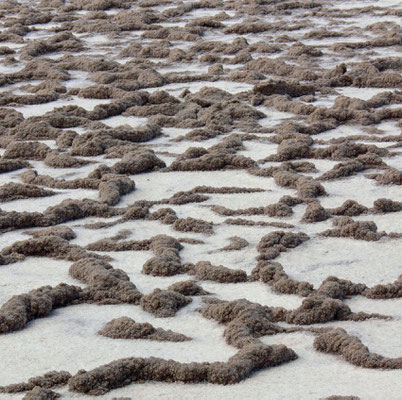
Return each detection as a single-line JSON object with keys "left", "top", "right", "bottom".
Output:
{"left": 0, "top": 0, "right": 401, "bottom": 399}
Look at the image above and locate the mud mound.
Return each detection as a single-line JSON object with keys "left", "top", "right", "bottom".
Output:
{"left": 0, "top": 371, "right": 71, "bottom": 394}
{"left": 314, "top": 328, "right": 402, "bottom": 369}
{"left": 140, "top": 289, "right": 192, "bottom": 318}
{"left": 68, "top": 343, "right": 297, "bottom": 395}
{"left": 98, "top": 316, "right": 190, "bottom": 341}
{"left": 0, "top": 182, "right": 56, "bottom": 202}
{"left": 69, "top": 258, "right": 142, "bottom": 305}
{"left": 320, "top": 217, "right": 386, "bottom": 241}
{"left": 189, "top": 261, "right": 247, "bottom": 283}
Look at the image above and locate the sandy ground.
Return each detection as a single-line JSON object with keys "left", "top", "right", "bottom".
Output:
{"left": 0, "top": 0, "right": 401, "bottom": 399}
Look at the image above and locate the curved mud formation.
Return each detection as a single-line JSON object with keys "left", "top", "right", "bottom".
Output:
{"left": 0, "top": 0, "right": 401, "bottom": 398}
{"left": 314, "top": 328, "right": 402, "bottom": 369}
{"left": 67, "top": 343, "right": 297, "bottom": 395}
{"left": 98, "top": 316, "right": 191, "bottom": 342}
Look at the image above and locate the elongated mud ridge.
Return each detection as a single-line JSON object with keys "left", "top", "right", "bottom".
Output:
{"left": 0, "top": 0, "right": 401, "bottom": 398}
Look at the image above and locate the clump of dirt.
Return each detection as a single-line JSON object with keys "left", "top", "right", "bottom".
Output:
{"left": 168, "top": 280, "right": 210, "bottom": 296}
{"left": 371, "top": 198, "right": 402, "bottom": 213}
{"left": 0, "top": 284, "right": 82, "bottom": 333}
{"left": 320, "top": 217, "right": 386, "bottom": 241}
{"left": 219, "top": 236, "right": 249, "bottom": 251}
{"left": 111, "top": 149, "right": 166, "bottom": 175}
{"left": 69, "top": 258, "right": 142, "bottom": 305}
{"left": 286, "top": 295, "right": 387, "bottom": 325}
{"left": 257, "top": 231, "right": 310, "bottom": 261}
{"left": 0, "top": 371, "right": 71, "bottom": 394}
{"left": 22, "top": 386, "right": 61, "bottom": 399}
{"left": 173, "top": 217, "right": 214, "bottom": 235}
{"left": 251, "top": 261, "right": 314, "bottom": 297}
{"left": 314, "top": 328, "right": 402, "bottom": 369}
{"left": 68, "top": 343, "right": 297, "bottom": 395}
{"left": 0, "top": 159, "right": 31, "bottom": 173}
{"left": 44, "top": 152, "right": 91, "bottom": 168}
{"left": 273, "top": 171, "right": 326, "bottom": 200}
{"left": 1, "top": 235, "right": 104, "bottom": 263}
{"left": 98, "top": 316, "right": 190, "bottom": 341}
{"left": 98, "top": 174, "right": 135, "bottom": 206}
{"left": 140, "top": 288, "right": 192, "bottom": 318}
{"left": 328, "top": 200, "right": 368, "bottom": 217}
{"left": 224, "top": 218, "right": 295, "bottom": 228}
{"left": 318, "top": 154, "right": 386, "bottom": 181}
{"left": 366, "top": 168, "right": 402, "bottom": 185}
{"left": 23, "top": 226, "right": 76, "bottom": 240}
{"left": 363, "top": 275, "right": 402, "bottom": 299}
{"left": 301, "top": 201, "right": 330, "bottom": 223}
{"left": 199, "top": 298, "right": 289, "bottom": 348}
{"left": 3, "top": 141, "right": 51, "bottom": 160}
{"left": 317, "top": 276, "right": 367, "bottom": 300}
{"left": 253, "top": 80, "right": 315, "bottom": 97}
{"left": 188, "top": 261, "right": 247, "bottom": 283}
{"left": 142, "top": 235, "right": 188, "bottom": 277}
{"left": 0, "top": 182, "right": 56, "bottom": 202}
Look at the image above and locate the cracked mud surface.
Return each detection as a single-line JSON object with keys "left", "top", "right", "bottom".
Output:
{"left": 0, "top": 0, "right": 401, "bottom": 399}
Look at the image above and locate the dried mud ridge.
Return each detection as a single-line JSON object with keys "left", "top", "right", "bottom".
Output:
{"left": 0, "top": 0, "right": 401, "bottom": 397}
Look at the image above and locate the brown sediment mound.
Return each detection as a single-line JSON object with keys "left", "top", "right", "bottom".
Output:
{"left": 111, "top": 150, "right": 166, "bottom": 175}
{"left": 70, "top": 258, "right": 142, "bottom": 305}
{"left": 20, "top": 31, "right": 85, "bottom": 59}
{"left": 85, "top": 238, "right": 150, "bottom": 252}
{"left": 371, "top": 198, "right": 402, "bottom": 213}
{"left": 0, "top": 159, "right": 31, "bottom": 173}
{"left": 148, "top": 207, "right": 178, "bottom": 224}
{"left": 317, "top": 276, "right": 367, "bottom": 300}
{"left": 98, "top": 317, "right": 190, "bottom": 342}
{"left": 173, "top": 217, "right": 214, "bottom": 235}
{"left": 168, "top": 281, "right": 210, "bottom": 296}
{"left": 312, "top": 143, "right": 388, "bottom": 162}
{"left": 44, "top": 152, "right": 91, "bottom": 168}
{"left": 164, "top": 191, "right": 208, "bottom": 205}
{"left": 366, "top": 168, "right": 402, "bottom": 185}
{"left": 20, "top": 169, "right": 99, "bottom": 190}
{"left": 257, "top": 231, "right": 310, "bottom": 261}
{"left": 285, "top": 295, "right": 387, "bottom": 325}
{"left": 320, "top": 217, "right": 386, "bottom": 241}
{"left": 0, "top": 284, "right": 81, "bottom": 334}
{"left": 1, "top": 235, "right": 106, "bottom": 263}
{"left": 318, "top": 154, "right": 386, "bottom": 181}
{"left": 224, "top": 218, "right": 295, "bottom": 229}
{"left": 253, "top": 80, "right": 315, "bottom": 97}
{"left": 188, "top": 261, "right": 247, "bottom": 283}
{"left": 328, "top": 200, "right": 368, "bottom": 217}
{"left": 219, "top": 236, "right": 249, "bottom": 251}
{"left": 251, "top": 261, "right": 314, "bottom": 297}
{"left": 301, "top": 201, "right": 330, "bottom": 223}
{"left": 0, "top": 371, "right": 71, "bottom": 394}
{"left": 3, "top": 141, "right": 51, "bottom": 160}
{"left": 68, "top": 343, "right": 297, "bottom": 395}
{"left": 166, "top": 136, "right": 257, "bottom": 172}
{"left": 199, "top": 298, "right": 289, "bottom": 348}
{"left": 314, "top": 328, "right": 402, "bottom": 369}
{"left": 55, "top": 131, "right": 78, "bottom": 149}
{"left": 273, "top": 171, "right": 326, "bottom": 200}
{"left": 22, "top": 386, "right": 61, "bottom": 399}
{"left": 140, "top": 288, "right": 191, "bottom": 318}
{"left": 98, "top": 174, "right": 135, "bottom": 206}
{"left": 0, "top": 182, "right": 56, "bottom": 202}
{"left": 142, "top": 235, "right": 188, "bottom": 277}
{"left": 363, "top": 275, "right": 402, "bottom": 299}
{"left": 23, "top": 226, "right": 76, "bottom": 240}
